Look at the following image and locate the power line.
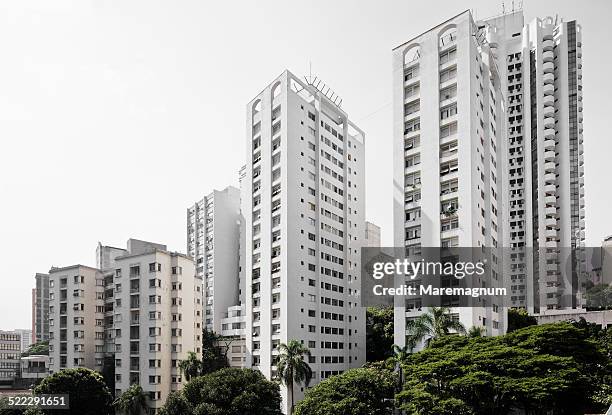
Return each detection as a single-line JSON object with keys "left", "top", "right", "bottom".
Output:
{"left": 357, "top": 101, "right": 392, "bottom": 122}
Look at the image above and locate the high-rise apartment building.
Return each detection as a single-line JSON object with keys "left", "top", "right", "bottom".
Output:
{"left": 187, "top": 186, "right": 241, "bottom": 332}
{"left": 392, "top": 10, "right": 508, "bottom": 347}
{"left": 364, "top": 221, "right": 381, "bottom": 247}
{"left": 48, "top": 265, "right": 106, "bottom": 373}
{"left": 33, "top": 273, "right": 50, "bottom": 343}
{"left": 483, "top": 12, "right": 585, "bottom": 312}
{"left": 243, "top": 70, "right": 366, "bottom": 411}
{"left": 392, "top": 8, "right": 586, "bottom": 347}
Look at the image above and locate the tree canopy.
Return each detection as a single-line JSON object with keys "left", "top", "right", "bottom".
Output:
{"left": 201, "top": 329, "right": 229, "bottom": 374}
{"left": 159, "top": 368, "right": 282, "bottom": 415}
{"left": 113, "top": 384, "right": 148, "bottom": 415}
{"left": 34, "top": 367, "right": 113, "bottom": 415}
{"left": 21, "top": 341, "right": 49, "bottom": 357}
{"left": 178, "top": 351, "right": 203, "bottom": 381}
{"left": 294, "top": 367, "right": 396, "bottom": 415}
{"left": 405, "top": 306, "right": 466, "bottom": 346}
{"left": 366, "top": 306, "right": 394, "bottom": 362}
{"left": 396, "top": 323, "right": 609, "bottom": 415}
{"left": 506, "top": 308, "right": 537, "bottom": 332}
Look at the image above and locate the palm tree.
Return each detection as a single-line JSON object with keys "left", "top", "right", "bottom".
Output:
{"left": 388, "top": 343, "right": 414, "bottom": 393}
{"left": 406, "top": 306, "right": 466, "bottom": 346}
{"left": 467, "top": 326, "right": 486, "bottom": 338}
{"left": 113, "top": 384, "right": 148, "bottom": 415}
{"left": 178, "top": 351, "right": 202, "bottom": 381}
{"left": 276, "top": 340, "right": 313, "bottom": 414}
{"left": 389, "top": 343, "right": 413, "bottom": 365}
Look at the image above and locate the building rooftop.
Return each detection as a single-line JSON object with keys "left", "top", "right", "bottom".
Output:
{"left": 48, "top": 264, "right": 100, "bottom": 274}
{"left": 392, "top": 9, "right": 470, "bottom": 51}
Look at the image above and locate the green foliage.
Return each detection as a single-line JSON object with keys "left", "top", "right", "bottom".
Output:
{"left": 157, "top": 392, "right": 191, "bottom": 415}
{"left": 276, "top": 340, "right": 313, "bottom": 414}
{"left": 366, "top": 306, "right": 394, "bottom": 362}
{"left": 585, "top": 283, "right": 612, "bottom": 309}
{"left": 506, "top": 308, "right": 537, "bottom": 332}
{"left": 405, "top": 306, "right": 466, "bottom": 346}
{"left": 21, "top": 341, "right": 49, "bottom": 357}
{"left": 159, "top": 368, "right": 282, "bottom": 415}
{"left": 34, "top": 367, "right": 113, "bottom": 415}
{"left": 466, "top": 326, "right": 485, "bottom": 338}
{"left": 179, "top": 351, "right": 203, "bottom": 381}
{"left": 294, "top": 368, "right": 396, "bottom": 415}
{"left": 201, "top": 329, "right": 229, "bottom": 374}
{"left": 113, "top": 384, "right": 148, "bottom": 415}
{"left": 0, "top": 396, "right": 27, "bottom": 415}
{"left": 396, "top": 323, "right": 609, "bottom": 415}
{"left": 100, "top": 354, "right": 115, "bottom": 392}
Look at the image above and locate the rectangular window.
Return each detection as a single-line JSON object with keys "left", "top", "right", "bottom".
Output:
{"left": 440, "top": 104, "right": 457, "bottom": 120}
{"left": 439, "top": 47, "right": 457, "bottom": 65}
{"left": 440, "top": 66, "right": 457, "bottom": 83}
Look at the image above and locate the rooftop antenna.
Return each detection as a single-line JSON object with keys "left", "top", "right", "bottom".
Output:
{"left": 502, "top": 2, "right": 505, "bottom": 14}
{"left": 512, "top": 0, "right": 515, "bottom": 12}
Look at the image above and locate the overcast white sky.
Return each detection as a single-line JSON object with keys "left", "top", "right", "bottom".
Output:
{"left": 0, "top": 0, "right": 610, "bottom": 330}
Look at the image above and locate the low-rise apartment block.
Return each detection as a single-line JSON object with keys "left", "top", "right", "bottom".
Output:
{"left": 48, "top": 239, "right": 203, "bottom": 411}
{"left": 0, "top": 330, "right": 22, "bottom": 388}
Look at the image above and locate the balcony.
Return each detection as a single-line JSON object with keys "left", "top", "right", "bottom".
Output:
{"left": 542, "top": 95, "right": 554, "bottom": 107}
{"left": 544, "top": 228, "right": 557, "bottom": 238}
{"left": 543, "top": 116, "right": 554, "bottom": 129}
{"left": 542, "top": 105, "right": 554, "bottom": 117}
{"left": 543, "top": 72, "right": 554, "bottom": 85}
{"left": 543, "top": 184, "right": 556, "bottom": 194}
{"left": 544, "top": 161, "right": 556, "bottom": 171}
{"left": 544, "top": 217, "right": 557, "bottom": 227}
{"left": 542, "top": 83, "right": 554, "bottom": 96}
{"left": 545, "top": 240, "right": 558, "bottom": 249}
{"left": 543, "top": 61, "right": 554, "bottom": 73}
{"left": 543, "top": 139, "right": 555, "bottom": 151}
{"left": 542, "top": 39, "right": 554, "bottom": 51}
{"left": 543, "top": 128, "right": 555, "bottom": 139}
{"left": 542, "top": 50, "right": 554, "bottom": 63}
{"left": 544, "top": 206, "right": 557, "bottom": 216}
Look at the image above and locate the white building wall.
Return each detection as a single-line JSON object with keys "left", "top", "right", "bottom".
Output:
{"left": 244, "top": 70, "right": 366, "bottom": 413}
{"left": 48, "top": 265, "right": 106, "bottom": 374}
{"left": 187, "top": 187, "right": 241, "bottom": 333}
{"left": 112, "top": 250, "right": 201, "bottom": 410}
{"left": 393, "top": 10, "right": 507, "bottom": 348}
{"left": 485, "top": 13, "right": 586, "bottom": 313}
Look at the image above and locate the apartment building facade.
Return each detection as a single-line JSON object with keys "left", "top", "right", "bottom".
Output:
{"left": 392, "top": 9, "right": 587, "bottom": 347}
{"left": 33, "top": 272, "right": 50, "bottom": 343}
{"left": 484, "top": 12, "right": 586, "bottom": 313}
{"left": 0, "top": 330, "right": 22, "bottom": 387}
{"left": 111, "top": 249, "right": 202, "bottom": 409}
{"left": 48, "top": 239, "right": 203, "bottom": 411}
{"left": 392, "top": 10, "right": 508, "bottom": 347}
{"left": 48, "top": 265, "right": 106, "bottom": 373}
{"left": 187, "top": 186, "right": 241, "bottom": 332}
{"left": 244, "top": 70, "right": 366, "bottom": 411}
{"left": 364, "top": 221, "right": 381, "bottom": 248}
{"left": 15, "top": 329, "right": 33, "bottom": 353}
